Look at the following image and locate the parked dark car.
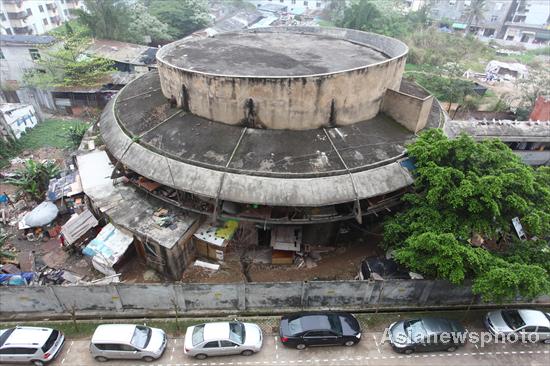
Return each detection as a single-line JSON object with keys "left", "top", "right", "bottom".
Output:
{"left": 388, "top": 317, "right": 466, "bottom": 354}
{"left": 279, "top": 312, "right": 361, "bottom": 349}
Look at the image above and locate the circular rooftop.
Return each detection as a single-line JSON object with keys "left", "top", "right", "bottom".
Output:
{"left": 159, "top": 31, "right": 389, "bottom": 77}
{"left": 156, "top": 27, "right": 409, "bottom": 130}
{"left": 101, "top": 71, "right": 442, "bottom": 207}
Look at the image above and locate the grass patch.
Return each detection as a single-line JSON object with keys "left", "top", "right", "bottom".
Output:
{"left": 19, "top": 118, "right": 87, "bottom": 150}
{"left": 0, "top": 118, "right": 87, "bottom": 168}
{"left": 317, "top": 19, "right": 335, "bottom": 27}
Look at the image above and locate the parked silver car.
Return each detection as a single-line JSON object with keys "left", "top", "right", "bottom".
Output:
{"left": 89, "top": 324, "right": 167, "bottom": 362}
{"left": 484, "top": 309, "right": 550, "bottom": 343}
{"left": 184, "top": 321, "right": 263, "bottom": 360}
{"left": 0, "top": 326, "right": 65, "bottom": 366}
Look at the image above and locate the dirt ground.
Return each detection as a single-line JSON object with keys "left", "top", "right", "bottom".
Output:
{"left": 180, "top": 229, "right": 385, "bottom": 284}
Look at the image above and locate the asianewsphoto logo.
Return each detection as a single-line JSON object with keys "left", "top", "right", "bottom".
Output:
{"left": 381, "top": 328, "right": 545, "bottom": 347}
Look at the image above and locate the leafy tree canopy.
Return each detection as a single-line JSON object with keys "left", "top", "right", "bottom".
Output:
{"left": 76, "top": 0, "right": 170, "bottom": 44}
{"left": 23, "top": 28, "right": 114, "bottom": 88}
{"left": 149, "top": 0, "right": 210, "bottom": 39}
{"left": 384, "top": 129, "right": 550, "bottom": 302}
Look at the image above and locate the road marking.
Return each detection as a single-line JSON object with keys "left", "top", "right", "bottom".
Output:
{"left": 373, "top": 334, "right": 381, "bottom": 353}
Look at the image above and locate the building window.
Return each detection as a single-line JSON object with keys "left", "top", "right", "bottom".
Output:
{"left": 39, "top": 5, "right": 44, "bottom": 12}
{"left": 0, "top": 49, "right": 5, "bottom": 60}
{"left": 27, "top": 8, "right": 32, "bottom": 15}
{"left": 6, "top": 28, "right": 13, "bottom": 35}
{"left": 64, "top": 9, "right": 69, "bottom": 16}
{"left": 280, "top": 0, "right": 284, "bottom": 3}
{"left": 316, "top": 1, "right": 321, "bottom": 7}
{"left": 490, "top": 15, "right": 498, "bottom": 22}
{"left": 292, "top": 0, "right": 296, "bottom": 4}
{"left": 0, "top": 13, "right": 6, "bottom": 21}
{"left": 43, "top": 18, "right": 48, "bottom": 25}
{"left": 304, "top": 1, "right": 308, "bottom": 6}
{"left": 449, "top": 0, "right": 456, "bottom": 5}
{"left": 29, "top": 48, "right": 41, "bottom": 60}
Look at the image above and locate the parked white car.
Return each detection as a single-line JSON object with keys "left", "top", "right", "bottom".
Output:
{"left": 89, "top": 324, "right": 167, "bottom": 362}
{"left": 484, "top": 309, "right": 550, "bottom": 343}
{"left": 184, "top": 321, "right": 263, "bottom": 359}
{"left": 0, "top": 326, "right": 65, "bottom": 366}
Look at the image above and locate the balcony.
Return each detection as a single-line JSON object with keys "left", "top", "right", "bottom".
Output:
{"left": 7, "top": 11, "right": 29, "bottom": 20}
{"left": 13, "top": 25, "right": 32, "bottom": 35}
{"left": 46, "top": 3, "right": 57, "bottom": 12}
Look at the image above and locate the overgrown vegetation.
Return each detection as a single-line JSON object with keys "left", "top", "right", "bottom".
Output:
{"left": 24, "top": 25, "right": 114, "bottom": 88}
{"left": 383, "top": 129, "right": 550, "bottom": 302}
{"left": 6, "top": 160, "right": 61, "bottom": 201}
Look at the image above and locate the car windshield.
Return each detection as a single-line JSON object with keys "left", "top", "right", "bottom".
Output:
{"left": 501, "top": 310, "right": 526, "bottom": 330}
{"left": 0, "top": 329, "right": 14, "bottom": 347}
{"left": 131, "top": 326, "right": 151, "bottom": 349}
{"left": 288, "top": 318, "right": 303, "bottom": 335}
{"left": 404, "top": 319, "right": 425, "bottom": 339}
{"left": 229, "top": 322, "right": 245, "bottom": 344}
{"left": 192, "top": 325, "right": 205, "bottom": 346}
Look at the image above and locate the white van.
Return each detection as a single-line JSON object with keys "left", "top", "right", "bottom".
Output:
{"left": 89, "top": 324, "right": 166, "bottom": 362}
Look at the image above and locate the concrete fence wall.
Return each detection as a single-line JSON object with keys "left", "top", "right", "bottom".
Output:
{"left": 0, "top": 280, "right": 547, "bottom": 316}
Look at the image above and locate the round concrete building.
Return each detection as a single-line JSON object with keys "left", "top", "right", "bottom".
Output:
{"left": 156, "top": 27, "right": 408, "bottom": 130}
{"left": 97, "top": 27, "right": 443, "bottom": 279}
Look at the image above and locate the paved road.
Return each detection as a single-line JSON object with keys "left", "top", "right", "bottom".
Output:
{"left": 49, "top": 331, "right": 549, "bottom": 366}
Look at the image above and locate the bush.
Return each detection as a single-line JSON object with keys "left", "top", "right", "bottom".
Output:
{"left": 5, "top": 160, "right": 61, "bottom": 201}
{"left": 66, "top": 123, "right": 90, "bottom": 148}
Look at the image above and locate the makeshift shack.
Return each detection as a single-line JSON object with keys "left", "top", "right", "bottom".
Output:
{"left": 270, "top": 226, "right": 302, "bottom": 265}
{"left": 83, "top": 223, "right": 133, "bottom": 276}
{"left": 193, "top": 221, "right": 239, "bottom": 262}
{"left": 485, "top": 60, "right": 528, "bottom": 80}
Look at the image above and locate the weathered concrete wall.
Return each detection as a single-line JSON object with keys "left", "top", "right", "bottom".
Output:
{"left": 157, "top": 27, "right": 408, "bottom": 130}
{"left": 381, "top": 89, "right": 434, "bottom": 133}
{"left": 2, "top": 280, "right": 548, "bottom": 315}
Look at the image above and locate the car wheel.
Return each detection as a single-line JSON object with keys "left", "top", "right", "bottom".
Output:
{"left": 142, "top": 356, "right": 155, "bottom": 362}
{"left": 241, "top": 350, "right": 254, "bottom": 356}
{"left": 404, "top": 348, "right": 414, "bottom": 355}
{"left": 446, "top": 346, "right": 457, "bottom": 352}
{"left": 195, "top": 354, "right": 208, "bottom": 360}
{"left": 543, "top": 339, "right": 550, "bottom": 344}
{"left": 344, "top": 340, "right": 356, "bottom": 347}
{"left": 32, "top": 361, "right": 45, "bottom": 366}
{"left": 94, "top": 356, "right": 109, "bottom": 362}
{"left": 296, "top": 343, "right": 307, "bottom": 350}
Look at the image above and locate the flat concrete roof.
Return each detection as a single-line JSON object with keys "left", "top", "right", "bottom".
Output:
{"left": 159, "top": 30, "right": 389, "bottom": 76}
{"left": 100, "top": 71, "right": 443, "bottom": 206}
{"left": 113, "top": 72, "right": 413, "bottom": 178}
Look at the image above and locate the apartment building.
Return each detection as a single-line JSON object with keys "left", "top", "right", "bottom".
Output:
{"left": 502, "top": 0, "right": 550, "bottom": 44}
{"left": 0, "top": 0, "right": 84, "bottom": 36}
{"left": 429, "top": 0, "right": 549, "bottom": 43}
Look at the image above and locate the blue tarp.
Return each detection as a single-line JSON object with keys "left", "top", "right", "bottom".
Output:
{"left": 0, "top": 272, "right": 34, "bottom": 285}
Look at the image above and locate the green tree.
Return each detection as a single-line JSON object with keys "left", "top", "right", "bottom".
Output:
{"left": 127, "top": 3, "right": 171, "bottom": 44}
{"left": 24, "top": 32, "right": 114, "bottom": 88}
{"left": 149, "top": 0, "right": 210, "bottom": 39}
{"left": 464, "top": 0, "right": 487, "bottom": 35}
{"left": 77, "top": 0, "right": 132, "bottom": 40}
{"left": 384, "top": 129, "right": 550, "bottom": 302}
